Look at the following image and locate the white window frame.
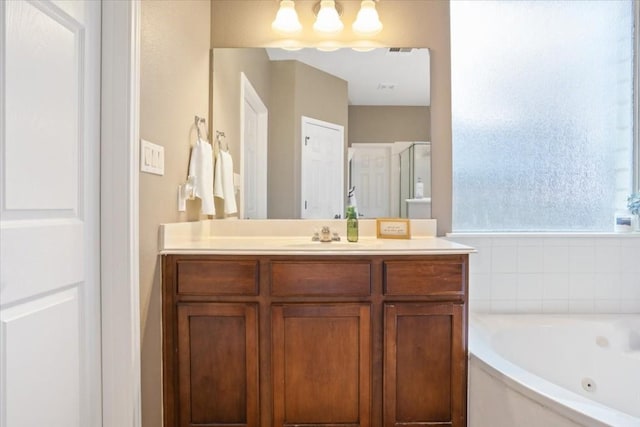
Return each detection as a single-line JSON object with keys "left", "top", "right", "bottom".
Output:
{"left": 634, "top": 1, "right": 639, "bottom": 193}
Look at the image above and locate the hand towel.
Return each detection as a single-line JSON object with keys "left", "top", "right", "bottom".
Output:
{"left": 188, "top": 138, "right": 215, "bottom": 215}
{"left": 219, "top": 150, "right": 238, "bottom": 215}
{"left": 213, "top": 151, "right": 223, "bottom": 199}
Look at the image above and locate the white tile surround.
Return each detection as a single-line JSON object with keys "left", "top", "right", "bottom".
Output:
{"left": 447, "top": 234, "right": 640, "bottom": 314}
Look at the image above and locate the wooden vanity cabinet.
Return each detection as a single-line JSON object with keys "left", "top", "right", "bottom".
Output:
{"left": 162, "top": 254, "right": 468, "bottom": 427}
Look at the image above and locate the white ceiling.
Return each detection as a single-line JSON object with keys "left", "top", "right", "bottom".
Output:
{"left": 266, "top": 47, "right": 430, "bottom": 106}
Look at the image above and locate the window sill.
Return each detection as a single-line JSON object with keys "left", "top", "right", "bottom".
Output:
{"left": 447, "top": 231, "right": 640, "bottom": 238}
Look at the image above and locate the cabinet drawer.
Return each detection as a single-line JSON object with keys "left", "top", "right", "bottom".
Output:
{"left": 176, "top": 260, "right": 259, "bottom": 296}
{"left": 384, "top": 260, "right": 464, "bottom": 297}
{"left": 271, "top": 261, "right": 371, "bottom": 296}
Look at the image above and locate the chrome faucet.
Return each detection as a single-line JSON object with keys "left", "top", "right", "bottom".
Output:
{"left": 312, "top": 226, "right": 341, "bottom": 242}
{"left": 320, "top": 226, "right": 332, "bottom": 242}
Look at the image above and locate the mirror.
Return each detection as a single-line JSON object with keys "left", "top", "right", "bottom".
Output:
{"left": 211, "top": 47, "right": 431, "bottom": 219}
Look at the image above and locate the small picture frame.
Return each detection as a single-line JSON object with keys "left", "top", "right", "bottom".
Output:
{"left": 376, "top": 218, "right": 411, "bottom": 239}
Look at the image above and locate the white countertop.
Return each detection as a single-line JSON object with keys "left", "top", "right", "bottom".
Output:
{"left": 158, "top": 219, "right": 474, "bottom": 255}
{"left": 159, "top": 236, "right": 474, "bottom": 255}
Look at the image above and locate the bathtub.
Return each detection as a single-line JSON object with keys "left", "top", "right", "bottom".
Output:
{"left": 469, "top": 314, "right": 640, "bottom": 427}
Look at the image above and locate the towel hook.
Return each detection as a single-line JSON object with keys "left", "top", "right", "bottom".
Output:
{"left": 194, "top": 115, "right": 209, "bottom": 142}
{"left": 215, "top": 130, "right": 228, "bottom": 151}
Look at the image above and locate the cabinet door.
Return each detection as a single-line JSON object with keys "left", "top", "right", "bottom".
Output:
{"left": 177, "top": 303, "right": 259, "bottom": 427}
{"left": 384, "top": 303, "right": 466, "bottom": 427}
{"left": 272, "top": 304, "right": 371, "bottom": 426}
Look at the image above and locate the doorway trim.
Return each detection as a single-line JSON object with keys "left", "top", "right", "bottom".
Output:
{"left": 101, "top": 2, "right": 141, "bottom": 427}
{"left": 240, "top": 72, "right": 268, "bottom": 219}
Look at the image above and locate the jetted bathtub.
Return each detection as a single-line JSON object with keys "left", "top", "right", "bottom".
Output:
{"left": 469, "top": 314, "right": 640, "bottom": 427}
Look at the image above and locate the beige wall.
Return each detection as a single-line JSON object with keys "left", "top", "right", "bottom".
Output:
{"left": 211, "top": 0, "right": 452, "bottom": 234}
{"left": 140, "top": 1, "right": 211, "bottom": 426}
{"left": 268, "top": 60, "right": 297, "bottom": 218}
{"left": 212, "top": 47, "right": 271, "bottom": 172}
{"left": 348, "top": 106, "right": 431, "bottom": 144}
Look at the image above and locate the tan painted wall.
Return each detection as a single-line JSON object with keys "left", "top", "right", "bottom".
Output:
{"left": 268, "top": 60, "right": 297, "bottom": 218}
{"left": 348, "top": 106, "right": 431, "bottom": 144}
{"left": 211, "top": 0, "right": 452, "bottom": 234}
{"left": 140, "top": 1, "right": 211, "bottom": 426}
{"left": 212, "top": 47, "right": 271, "bottom": 175}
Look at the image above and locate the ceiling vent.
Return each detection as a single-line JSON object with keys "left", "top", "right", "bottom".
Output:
{"left": 387, "top": 47, "right": 414, "bottom": 55}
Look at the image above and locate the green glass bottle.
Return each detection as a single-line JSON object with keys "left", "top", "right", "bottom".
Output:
{"left": 346, "top": 206, "right": 358, "bottom": 242}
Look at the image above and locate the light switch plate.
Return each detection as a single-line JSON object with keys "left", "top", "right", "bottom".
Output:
{"left": 140, "top": 139, "right": 164, "bottom": 175}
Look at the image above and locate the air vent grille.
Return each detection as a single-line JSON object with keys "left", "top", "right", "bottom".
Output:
{"left": 387, "top": 47, "right": 414, "bottom": 55}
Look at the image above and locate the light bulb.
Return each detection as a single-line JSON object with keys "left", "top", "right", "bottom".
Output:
{"left": 313, "top": 0, "right": 344, "bottom": 35}
{"left": 352, "top": 0, "right": 383, "bottom": 36}
{"left": 272, "top": 0, "right": 302, "bottom": 34}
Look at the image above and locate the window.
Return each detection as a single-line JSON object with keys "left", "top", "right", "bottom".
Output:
{"left": 452, "top": 0, "right": 636, "bottom": 231}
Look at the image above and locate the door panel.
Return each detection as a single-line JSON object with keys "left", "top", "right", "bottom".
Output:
{"left": 272, "top": 304, "right": 371, "bottom": 426}
{"left": 241, "top": 73, "right": 267, "bottom": 219}
{"left": 177, "top": 303, "right": 259, "bottom": 427}
{"left": 384, "top": 303, "right": 466, "bottom": 427}
{"left": 351, "top": 145, "right": 391, "bottom": 218}
{"left": 0, "top": 1, "right": 101, "bottom": 426}
{"left": 2, "top": 289, "right": 80, "bottom": 426}
{"left": 300, "top": 117, "right": 344, "bottom": 219}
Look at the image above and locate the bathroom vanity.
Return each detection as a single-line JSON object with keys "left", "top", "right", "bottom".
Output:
{"left": 160, "top": 220, "right": 472, "bottom": 427}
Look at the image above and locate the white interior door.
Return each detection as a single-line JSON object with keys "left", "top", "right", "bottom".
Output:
{"left": 301, "top": 116, "right": 344, "bottom": 219}
{"left": 350, "top": 144, "right": 392, "bottom": 218}
{"left": 240, "top": 72, "right": 267, "bottom": 219}
{"left": 1, "top": 1, "right": 102, "bottom": 426}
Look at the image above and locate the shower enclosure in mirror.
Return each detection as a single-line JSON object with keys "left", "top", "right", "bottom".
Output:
{"left": 211, "top": 47, "right": 431, "bottom": 219}
{"left": 399, "top": 142, "right": 431, "bottom": 219}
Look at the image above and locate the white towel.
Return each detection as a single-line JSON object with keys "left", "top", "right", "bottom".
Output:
{"left": 188, "top": 138, "right": 215, "bottom": 215}
{"left": 213, "top": 151, "right": 223, "bottom": 199}
{"left": 219, "top": 150, "right": 237, "bottom": 215}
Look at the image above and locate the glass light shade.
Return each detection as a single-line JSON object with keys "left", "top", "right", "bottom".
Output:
{"left": 272, "top": 0, "right": 302, "bottom": 34}
{"left": 352, "top": 0, "right": 383, "bottom": 36}
{"left": 313, "top": 0, "right": 344, "bottom": 34}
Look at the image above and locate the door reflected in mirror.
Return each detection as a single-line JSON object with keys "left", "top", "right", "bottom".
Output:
{"left": 211, "top": 47, "right": 431, "bottom": 219}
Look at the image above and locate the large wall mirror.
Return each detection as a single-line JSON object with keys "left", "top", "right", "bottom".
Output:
{"left": 211, "top": 47, "right": 431, "bottom": 219}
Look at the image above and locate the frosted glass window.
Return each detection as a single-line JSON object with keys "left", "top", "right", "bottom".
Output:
{"left": 452, "top": 1, "right": 635, "bottom": 231}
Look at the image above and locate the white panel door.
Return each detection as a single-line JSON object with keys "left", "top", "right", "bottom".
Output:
{"left": 0, "top": 1, "right": 102, "bottom": 426}
{"left": 300, "top": 117, "right": 344, "bottom": 219}
{"left": 241, "top": 73, "right": 268, "bottom": 219}
{"left": 350, "top": 144, "right": 391, "bottom": 218}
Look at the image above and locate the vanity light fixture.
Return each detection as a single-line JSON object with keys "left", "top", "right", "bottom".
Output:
{"left": 272, "top": 0, "right": 302, "bottom": 34}
{"left": 352, "top": 0, "right": 383, "bottom": 36}
{"left": 272, "top": 0, "right": 383, "bottom": 38}
{"left": 313, "top": 0, "right": 344, "bottom": 35}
